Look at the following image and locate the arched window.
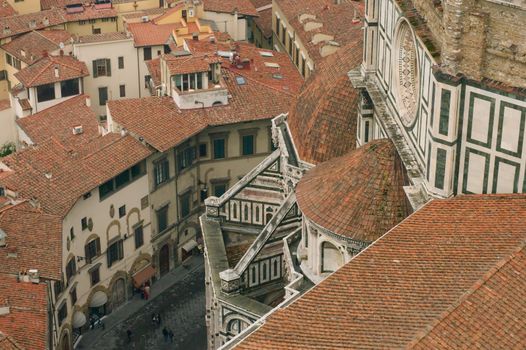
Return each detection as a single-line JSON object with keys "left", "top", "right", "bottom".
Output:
{"left": 321, "top": 241, "right": 343, "bottom": 273}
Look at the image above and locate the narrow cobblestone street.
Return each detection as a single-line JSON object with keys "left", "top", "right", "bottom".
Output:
{"left": 77, "top": 257, "right": 206, "bottom": 350}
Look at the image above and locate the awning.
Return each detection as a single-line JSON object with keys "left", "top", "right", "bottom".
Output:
{"left": 181, "top": 239, "right": 197, "bottom": 252}
{"left": 72, "top": 311, "right": 87, "bottom": 328}
{"left": 132, "top": 265, "right": 156, "bottom": 288}
{"left": 89, "top": 291, "right": 108, "bottom": 308}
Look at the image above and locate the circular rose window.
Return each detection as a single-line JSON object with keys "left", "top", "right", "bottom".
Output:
{"left": 394, "top": 20, "right": 419, "bottom": 127}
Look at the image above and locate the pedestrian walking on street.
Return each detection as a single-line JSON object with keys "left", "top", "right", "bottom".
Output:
{"left": 162, "top": 327, "right": 169, "bottom": 343}
{"left": 152, "top": 313, "right": 157, "bottom": 327}
{"left": 156, "top": 312, "right": 161, "bottom": 326}
{"left": 144, "top": 283, "right": 151, "bottom": 300}
{"left": 126, "top": 329, "right": 132, "bottom": 343}
{"left": 168, "top": 329, "right": 174, "bottom": 343}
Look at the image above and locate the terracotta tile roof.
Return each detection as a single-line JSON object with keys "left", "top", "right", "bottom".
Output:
{"left": 0, "top": 274, "right": 48, "bottom": 350}
{"left": 0, "top": 1, "right": 16, "bottom": 18}
{"left": 0, "top": 9, "right": 67, "bottom": 40}
{"left": 40, "top": 0, "right": 85, "bottom": 10}
{"left": 121, "top": 7, "right": 168, "bottom": 22}
{"left": 0, "top": 333, "right": 23, "bottom": 350}
{"left": 145, "top": 58, "right": 161, "bottom": 86}
{"left": 296, "top": 140, "right": 412, "bottom": 242}
{"left": 14, "top": 55, "right": 88, "bottom": 87}
{"left": 1, "top": 30, "right": 71, "bottom": 65}
{"left": 0, "top": 201, "right": 62, "bottom": 280}
{"left": 63, "top": 4, "right": 118, "bottom": 21}
{"left": 127, "top": 21, "right": 182, "bottom": 47}
{"left": 76, "top": 31, "right": 129, "bottom": 44}
{"left": 275, "top": 0, "right": 363, "bottom": 65}
{"left": 0, "top": 134, "right": 152, "bottom": 217}
{"left": 203, "top": 0, "right": 258, "bottom": 17}
{"left": 253, "top": 5, "right": 272, "bottom": 38}
{"left": 165, "top": 53, "right": 222, "bottom": 75}
{"left": 109, "top": 43, "right": 303, "bottom": 152}
{"left": 288, "top": 40, "right": 362, "bottom": 164}
{"left": 235, "top": 194, "right": 526, "bottom": 349}
{"left": 16, "top": 94, "right": 99, "bottom": 149}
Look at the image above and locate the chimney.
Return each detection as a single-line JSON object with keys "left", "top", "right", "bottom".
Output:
{"left": 54, "top": 65, "right": 59, "bottom": 78}
{"left": 42, "top": 50, "right": 48, "bottom": 57}
{"left": 43, "top": 17, "right": 49, "bottom": 26}
{"left": 192, "top": 32, "right": 199, "bottom": 41}
{"left": 3, "top": 25, "right": 10, "bottom": 35}
{"left": 85, "top": 96, "right": 91, "bottom": 107}
{"left": 29, "top": 19, "right": 36, "bottom": 29}
{"left": 20, "top": 49, "right": 26, "bottom": 57}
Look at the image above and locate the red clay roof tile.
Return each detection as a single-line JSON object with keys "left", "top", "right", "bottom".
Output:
{"left": 14, "top": 55, "right": 88, "bottom": 87}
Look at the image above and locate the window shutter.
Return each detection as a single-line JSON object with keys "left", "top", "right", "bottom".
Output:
{"left": 107, "top": 249, "right": 112, "bottom": 268}
{"left": 105, "top": 58, "right": 111, "bottom": 76}
{"left": 92, "top": 60, "right": 98, "bottom": 78}
{"left": 96, "top": 237, "right": 101, "bottom": 256}
{"left": 118, "top": 239, "right": 124, "bottom": 260}
{"left": 85, "top": 244, "right": 90, "bottom": 264}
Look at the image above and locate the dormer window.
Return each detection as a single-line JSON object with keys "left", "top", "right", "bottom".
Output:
{"left": 174, "top": 72, "right": 204, "bottom": 92}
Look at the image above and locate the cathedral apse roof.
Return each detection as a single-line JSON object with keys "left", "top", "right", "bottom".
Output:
{"left": 287, "top": 39, "right": 362, "bottom": 165}
{"left": 295, "top": 139, "right": 412, "bottom": 242}
{"left": 234, "top": 194, "right": 526, "bottom": 349}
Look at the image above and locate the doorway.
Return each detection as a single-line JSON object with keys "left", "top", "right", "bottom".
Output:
{"left": 159, "top": 244, "right": 170, "bottom": 275}
{"left": 111, "top": 278, "right": 126, "bottom": 310}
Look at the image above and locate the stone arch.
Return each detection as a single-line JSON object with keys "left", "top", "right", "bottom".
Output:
{"left": 107, "top": 271, "right": 129, "bottom": 312}
{"left": 129, "top": 253, "right": 152, "bottom": 275}
{"left": 223, "top": 313, "right": 251, "bottom": 336}
{"left": 106, "top": 220, "right": 121, "bottom": 242}
{"left": 58, "top": 327, "right": 72, "bottom": 350}
{"left": 320, "top": 240, "right": 344, "bottom": 273}
{"left": 85, "top": 284, "right": 109, "bottom": 311}
{"left": 126, "top": 207, "right": 141, "bottom": 233}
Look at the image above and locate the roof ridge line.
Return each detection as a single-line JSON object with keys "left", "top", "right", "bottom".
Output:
{"left": 33, "top": 29, "right": 60, "bottom": 46}
{"left": 406, "top": 241, "right": 526, "bottom": 348}
{"left": 25, "top": 59, "right": 53, "bottom": 86}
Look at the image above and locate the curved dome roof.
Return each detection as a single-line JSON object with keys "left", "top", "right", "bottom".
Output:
{"left": 288, "top": 39, "right": 363, "bottom": 165}
{"left": 296, "top": 139, "right": 412, "bottom": 242}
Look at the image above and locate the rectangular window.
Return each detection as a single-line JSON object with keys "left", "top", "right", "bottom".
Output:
{"left": 99, "top": 179, "right": 114, "bottom": 198}
{"left": 60, "top": 78, "right": 79, "bottom": 97}
{"left": 177, "top": 146, "right": 196, "bottom": 172}
{"left": 84, "top": 238, "right": 101, "bottom": 264}
{"left": 281, "top": 25, "right": 286, "bottom": 44}
{"left": 36, "top": 83, "right": 56, "bottom": 102}
{"left": 107, "top": 239, "right": 124, "bottom": 268}
{"left": 213, "top": 138, "right": 225, "bottom": 159}
{"left": 79, "top": 20, "right": 86, "bottom": 25}
{"left": 11, "top": 56, "right": 21, "bottom": 70}
{"left": 156, "top": 205, "right": 169, "bottom": 233}
{"left": 58, "top": 303, "right": 67, "bottom": 325}
{"left": 134, "top": 225, "right": 144, "bottom": 249}
{"left": 118, "top": 205, "right": 126, "bottom": 218}
{"left": 92, "top": 58, "right": 111, "bottom": 77}
{"left": 154, "top": 158, "right": 169, "bottom": 186}
{"left": 92, "top": 28, "right": 101, "bottom": 34}
{"left": 364, "top": 120, "right": 370, "bottom": 143}
{"left": 98, "top": 87, "right": 108, "bottom": 105}
{"left": 288, "top": 34, "right": 292, "bottom": 54}
{"left": 131, "top": 161, "right": 146, "bottom": 180}
{"left": 295, "top": 47, "right": 299, "bottom": 66}
{"left": 144, "top": 75, "right": 151, "bottom": 88}
{"left": 439, "top": 89, "right": 451, "bottom": 136}
{"left": 164, "top": 44, "right": 170, "bottom": 54}
{"left": 118, "top": 56, "right": 124, "bottom": 69}
{"left": 90, "top": 265, "right": 100, "bottom": 286}
{"left": 143, "top": 47, "right": 152, "bottom": 61}
{"left": 70, "top": 286, "right": 77, "bottom": 305}
{"left": 213, "top": 183, "right": 227, "bottom": 197}
{"left": 54, "top": 280, "right": 64, "bottom": 300}
{"left": 275, "top": 17, "right": 280, "bottom": 37}
{"left": 242, "top": 134, "right": 255, "bottom": 155}
{"left": 115, "top": 169, "right": 130, "bottom": 189}
{"left": 301, "top": 56, "right": 306, "bottom": 77}
{"left": 180, "top": 192, "right": 191, "bottom": 218}
{"left": 199, "top": 143, "right": 207, "bottom": 158}
{"left": 88, "top": 19, "right": 96, "bottom": 24}
{"left": 435, "top": 148, "right": 447, "bottom": 190}
{"left": 119, "top": 84, "right": 126, "bottom": 98}
{"left": 5, "top": 53, "right": 12, "bottom": 66}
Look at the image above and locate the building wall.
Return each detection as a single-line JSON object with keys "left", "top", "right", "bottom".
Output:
{"left": 271, "top": 1, "right": 312, "bottom": 79}
{"left": 137, "top": 44, "right": 164, "bottom": 97}
{"left": 200, "top": 11, "right": 247, "bottom": 41}
{"left": 28, "top": 79, "right": 83, "bottom": 114}
{"left": 113, "top": 0, "right": 159, "bottom": 14}
{"left": 6, "top": 0, "right": 40, "bottom": 14}
{"left": 0, "top": 106, "right": 15, "bottom": 145}
{"left": 66, "top": 19, "right": 119, "bottom": 37}
{"left": 53, "top": 171, "right": 152, "bottom": 348}
{"left": 74, "top": 37, "right": 140, "bottom": 117}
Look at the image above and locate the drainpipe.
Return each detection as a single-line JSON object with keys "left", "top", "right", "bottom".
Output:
{"left": 136, "top": 48, "right": 142, "bottom": 98}
{"left": 233, "top": 10, "right": 238, "bottom": 41}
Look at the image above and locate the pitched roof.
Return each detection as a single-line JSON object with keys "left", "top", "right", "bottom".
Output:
{"left": 0, "top": 201, "right": 62, "bottom": 280}
{"left": 235, "top": 194, "right": 526, "bottom": 349}
{"left": 75, "top": 31, "right": 130, "bottom": 44}
{"left": 165, "top": 53, "right": 222, "bottom": 75}
{"left": 288, "top": 40, "right": 362, "bottom": 164}
{"left": 109, "top": 43, "right": 303, "bottom": 152}
{"left": 252, "top": 5, "right": 272, "bottom": 38}
{"left": 0, "top": 9, "right": 67, "bottom": 40}
{"left": 0, "top": 1, "right": 16, "bottom": 17}
{"left": 203, "top": 0, "right": 258, "bottom": 17}
{"left": 0, "top": 134, "right": 152, "bottom": 217}
{"left": 0, "top": 274, "right": 48, "bottom": 350}
{"left": 16, "top": 94, "right": 99, "bottom": 149}
{"left": 127, "top": 21, "right": 182, "bottom": 47}
{"left": 0, "top": 99, "right": 10, "bottom": 112}
{"left": 145, "top": 57, "right": 161, "bottom": 86}
{"left": 296, "top": 139, "right": 412, "bottom": 242}
{"left": 1, "top": 30, "right": 72, "bottom": 65}
{"left": 14, "top": 55, "right": 88, "bottom": 87}
{"left": 63, "top": 5, "right": 118, "bottom": 21}
{"left": 274, "top": 0, "right": 363, "bottom": 65}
